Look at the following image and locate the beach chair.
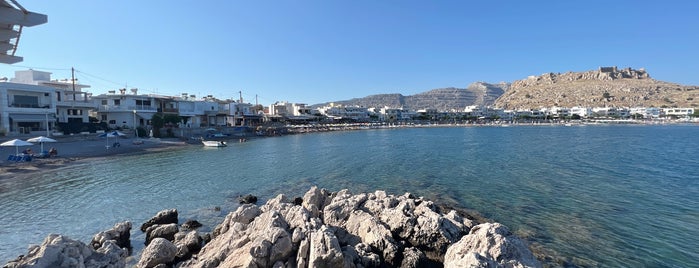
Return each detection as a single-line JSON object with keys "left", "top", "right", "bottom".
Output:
{"left": 22, "top": 155, "right": 32, "bottom": 162}
{"left": 7, "top": 155, "right": 13, "bottom": 161}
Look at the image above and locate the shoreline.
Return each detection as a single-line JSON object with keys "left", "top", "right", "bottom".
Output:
{"left": 0, "top": 136, "right": 190, "bottom": 181}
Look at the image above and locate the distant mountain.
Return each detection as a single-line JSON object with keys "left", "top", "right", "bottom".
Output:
{"left": 494, "top": 67, "right": 699, "bottom": 109}
{"left": 315, "top": 82, "right": 509, "bottom": 111}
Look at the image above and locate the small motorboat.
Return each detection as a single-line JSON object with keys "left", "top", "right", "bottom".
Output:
{"left": 202, "top": 140, "right": 227, "bottom": 147}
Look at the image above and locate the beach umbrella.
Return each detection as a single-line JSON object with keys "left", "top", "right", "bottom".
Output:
{"left": 27, "top": 136, "right": 57, "bottom": 152}
{"left": 98, "top": 132, "right": 118, "bottom": 147}
{"left": 0, "top": 139, "right": 34, "bottom": 155}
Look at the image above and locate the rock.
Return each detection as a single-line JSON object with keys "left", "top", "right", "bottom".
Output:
{"left": 4, "top": 234, "right": 126, "bottom": 268}
{"left": 323, "top": 189, "right": 367, "bottom": 227}
{"left": 137, "top": 237, "right": 178, "bottom": 268}
{"left": 308, "top": 226, "right": 344, "bottom": 268}
{"left": 293, "top": 197, "right": 303, "bottom": 206}
{"left": 444, "top": 223, "right": 541, "bottom": 268}
{"left": 343, "top": 210, "right": 399, "bottom": 265}
{"left": 145, "top": 223, "right": 179, "bottom": 245}
{"left": 301, "top": 186, "right": 331, "bottom": 218}
{"left": 174, "top": 230, "right": 203, "bottom": 262}
{"left": 238, "top": 194, "right": 258, "bottom": 204}
{"left": 181, "top": 219, "right": 203, "bottom": 230}
{"left": 211, "top": 204, "right": 261, "bottom": 238}
{"left": 90, "top": 221, "right": 132, "bottom": 250}
{"left": 140, "top": 209, "right": 178, "bottom": 232}
{"left": 401, "top": 247, "right": 427, "bottom": 268}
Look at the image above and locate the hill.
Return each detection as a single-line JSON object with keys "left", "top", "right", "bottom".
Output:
{"left": 494, "top": 67, "right": 699, "bottom": 109}
{"left": 315, "top": 82, "right": 509, "bottom": 111}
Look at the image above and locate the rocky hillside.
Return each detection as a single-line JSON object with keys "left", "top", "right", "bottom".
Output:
{"left": 316, "top": 82, "right": 509, "bottom": 111}
{"left": 494, "top": 67, "right": 699, "bottom": 109}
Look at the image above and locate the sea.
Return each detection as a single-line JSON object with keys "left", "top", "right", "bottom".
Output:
{"left": 0, "top": 124, "right": 697, "bottom": 267}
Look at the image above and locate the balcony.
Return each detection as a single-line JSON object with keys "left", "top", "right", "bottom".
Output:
{"left": 98, "top": 105, "right": 157, "bottom": 112}
{"left": 9, "top": 103, "right": 51, "bottom": 108}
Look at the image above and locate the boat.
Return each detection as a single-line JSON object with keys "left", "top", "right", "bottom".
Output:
{"left": 202, "top": 140, "right": 227, "bottom": 147}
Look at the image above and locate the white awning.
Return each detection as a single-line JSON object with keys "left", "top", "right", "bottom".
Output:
{"left": 10, "top": 113, "right": 47, "bottom": 122}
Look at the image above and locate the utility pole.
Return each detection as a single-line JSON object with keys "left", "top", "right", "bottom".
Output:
{"left": 255, "top": 94, "right": 258, "bottom": 106}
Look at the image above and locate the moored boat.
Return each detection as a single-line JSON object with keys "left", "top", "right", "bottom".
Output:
{"left": 202, "top": 140, "right": 227, "bottom": 147}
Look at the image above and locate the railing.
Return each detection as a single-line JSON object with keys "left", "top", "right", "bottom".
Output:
{"left": 98, "top": 105, "right": 157, "bottom": 112}
{"left": 10, "top": 103, "right": 51, "bottom": 108}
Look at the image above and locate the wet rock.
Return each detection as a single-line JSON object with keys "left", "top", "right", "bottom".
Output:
{"left": 293, "top": 197, "right": 303, "bottom": 206}
{"left": 444, "top": 223, "right": 541, "bottom": 268}
{"left": 90, "top": 220, "right": 132, "bottom": 250}
{"left": 181, "top": 219, "right": 203, "bottom": 230}
{"left": 238, "top": 194, "right": 258, "bottom": 204}
{"left": 137, "top": 237, "right": 177, "bottom": 268}
{"left": 140, "top": 209, "right": 178, "bottom": 232}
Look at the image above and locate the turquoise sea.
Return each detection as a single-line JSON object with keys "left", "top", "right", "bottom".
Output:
{"left": 0, "top": 125, "right": 697, "bottom": 267}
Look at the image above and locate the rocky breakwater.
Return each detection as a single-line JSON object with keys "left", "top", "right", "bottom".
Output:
{"left": 4, "top": 187, "right": 541, "bottom": 268}
{"left": 3, "top": 222, "right": 132, "bottom": 268}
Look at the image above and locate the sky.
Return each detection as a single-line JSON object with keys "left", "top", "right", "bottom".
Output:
{"left": 2, "top": 0, "right": 698, "bottom": 105}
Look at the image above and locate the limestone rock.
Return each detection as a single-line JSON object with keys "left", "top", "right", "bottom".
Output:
{"left": 308, "top": 226, "right": 344, "bottom": 268}
{"left": 444, "top": 223, "right": 541, "bottom": 268}
{"left": 401, "top": 247, "right": 427, "bottom": 268}
{"left": 137, "top": 237, "right": 177, "bottom": 268}
{"left": 4, "top": 234, "right": 126, "bottom": 268}
{"left": 140, "top": 209, "right": 178, "bottom": 232}
{"left": 145, "top": 223, "right": 179, "bottom": 245}
{"left": 90, "top": 221, "right": 132, "bottom": 250}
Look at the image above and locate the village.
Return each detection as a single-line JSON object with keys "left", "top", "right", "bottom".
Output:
{"left": 0, "top": 69, "right": 697, "bottom": 138}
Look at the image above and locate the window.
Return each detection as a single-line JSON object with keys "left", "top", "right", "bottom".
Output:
{"left": 108, "top": 120, "right": 116, "bottom": 124}
{"left": 114, "top": 99, "right": 120, "bottom": 105}
{"left": 68, "top": 109, "right": 83, "bottom": 116}
{"left": 135, "top": 100, "right": 152, "bottom": 106}
{"left": 101, "top": 115, "right": 107, "bottom": 121}
{"left": 13, "top": 95, "right": 39, "bottom": 108}
{"left": 101, "top": 100, "right": 107, "bottom": 105}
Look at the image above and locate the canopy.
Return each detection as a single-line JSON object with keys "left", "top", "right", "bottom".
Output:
{"left": 1, "top": 139, "right": 34, "bottom": 155}
{"left": 27, "top": 136, "right": 57, "bottom": 152}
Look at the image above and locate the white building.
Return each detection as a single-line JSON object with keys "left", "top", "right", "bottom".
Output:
{"left": 0, "top": 81, "right": 55, "bottom": 135}
{"left": 663, "top": 108, "right": 694, "bottom": 117}
{"left": 91, "top": 89, "right": 159, "bottom": 130}
{"left": 570, "top": 107, "right": 592, "bottom": 118}
{"left": 10, "top": 70, "right": 93, "bottom": 124}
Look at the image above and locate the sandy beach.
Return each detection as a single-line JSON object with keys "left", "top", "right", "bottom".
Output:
{"left": 0, "top": 135, "right": 190, "bottom": 181}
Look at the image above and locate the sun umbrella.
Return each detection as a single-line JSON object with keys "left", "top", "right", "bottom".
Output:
{"left": 98, "top": 132, "right": 118, "bottom": 148}
{"left": 27, "top": 136, "right": 57, "bottom": 152}
{"left": 0, "top": 139, "right": 34, "bottom": 155}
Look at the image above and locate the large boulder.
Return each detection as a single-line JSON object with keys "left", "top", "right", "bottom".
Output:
{"left": 4, "top": 234, "right": 127, "bottom": 268}
{"left": 145, "top": 223, "right": 179, "bottom": 245}
{"left": 140, "top": 209, "right": 178, "bottom": 232}
{"left": 137, "top": 238, "right": 177, "bottom": 268}
{"left": 308, "top": 226, "right": 344, "bottom": 268}
{"left": 444, "top": 223, "right": 541, "bottom": 268}
{"left": 90, "top": 221, "right": 132, "bottom": 250}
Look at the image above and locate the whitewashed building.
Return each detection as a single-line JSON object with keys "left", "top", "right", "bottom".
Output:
{"left": 0, "top": 80, "right": 55, "bottom": 135}
{"left": 10, "top": 70, "right": 93, "bottom": 124}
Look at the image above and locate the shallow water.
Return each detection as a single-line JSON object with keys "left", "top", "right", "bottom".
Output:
{"left": 0, "top": 125, "right": 697, "bottom": 266}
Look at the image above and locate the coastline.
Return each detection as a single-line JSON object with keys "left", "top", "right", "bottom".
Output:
{"left": 0, "top": 135, "right": 190, "bottom": 181}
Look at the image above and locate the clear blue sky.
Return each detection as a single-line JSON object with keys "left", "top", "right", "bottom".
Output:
{"left": 2, "top": 1, "right": 698, "bottom": 105}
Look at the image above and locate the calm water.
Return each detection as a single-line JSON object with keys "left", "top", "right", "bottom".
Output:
{"left": 0, "top": 125, "right": 697, "bottom": 267}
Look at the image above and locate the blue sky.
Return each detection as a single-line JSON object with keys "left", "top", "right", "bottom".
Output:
{"left": 2, "top": 1, "right": 698, "bottom": 105}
